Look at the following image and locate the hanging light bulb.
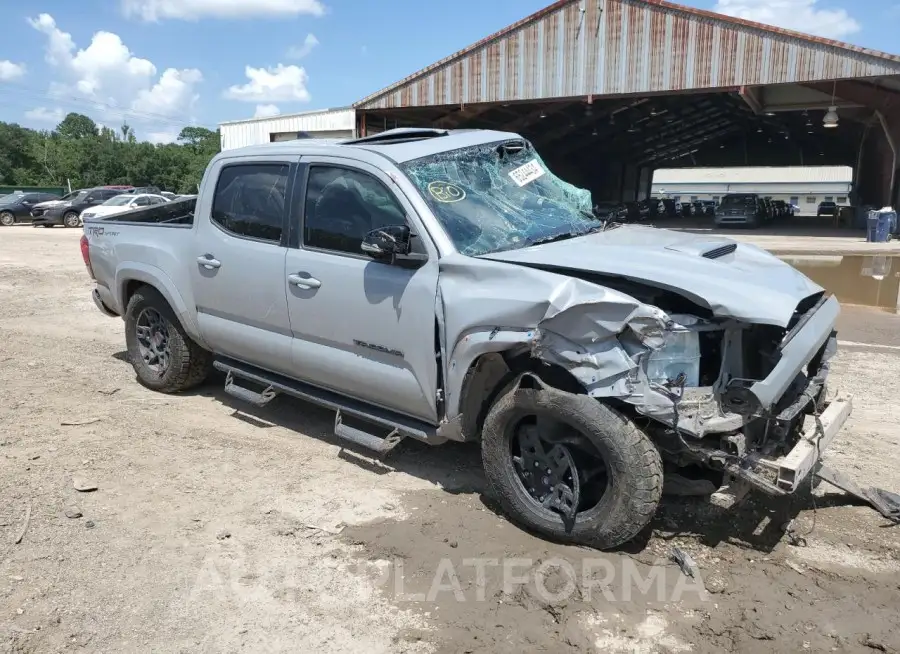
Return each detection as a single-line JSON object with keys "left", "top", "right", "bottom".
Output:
{"left": 823, "top": 106, "right": 839, "bottom": 128}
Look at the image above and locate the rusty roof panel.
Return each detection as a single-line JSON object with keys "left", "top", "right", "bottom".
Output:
{"left": 355, "top": 0, "right": 900, "bottom": 110}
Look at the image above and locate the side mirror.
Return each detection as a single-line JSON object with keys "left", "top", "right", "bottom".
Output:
{"left": 361, "top": 225, "right": 410, "bottom": 261}
{"left": 86, "top": 197, "right": 95, "bottom": 203}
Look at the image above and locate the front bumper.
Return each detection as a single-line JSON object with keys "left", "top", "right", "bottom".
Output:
{"left": 31, "top": 212, "right": 64, "bottom": 226}
{"left": 723, "top": 295, "right": 840, "bottom": 414}
{"left": 775, "top": 395, "right": 852, "bottom": 491}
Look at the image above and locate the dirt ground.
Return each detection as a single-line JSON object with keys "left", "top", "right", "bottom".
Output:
{"left": 2, "top": 227, "right": 899, "bottom": 653}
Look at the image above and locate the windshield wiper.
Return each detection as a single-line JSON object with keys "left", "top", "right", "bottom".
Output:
{"left": 528, "top": 223, "right": 617, "bottom": 247}
{"left": 528, "top": 231, "right": 582, "bottom": 246}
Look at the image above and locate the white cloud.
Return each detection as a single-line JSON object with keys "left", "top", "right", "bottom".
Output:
{"left": 286, "top": 33, "right": 319, "bottom": 59}
{"left": 24, "top": 107, "right": 65, "bottom": 123}
{"left": 27, "top": 13, "right": 204, "bottom": 130}
{"left": 254, "top": 104, "right": 281, "bottom": 118}
{"left": 0, "top": 60, "right": 25, "bottom": 81}
{"left": 27, "top": 14, "right": 74, "bottom": 66}
{"left": 224, "top": 64, "right": 310, "bottom": 103}
{"left": 147, "top": 130, "right": 180, "bottom": 144}
{"left": 122, "top": 0, "right": 325, "bottom": 21}
{"left": 713, "top": 0, "right": 861, "bottom": 40}
{"left": 133, "top": 68, "right": 203, "bottom": 117}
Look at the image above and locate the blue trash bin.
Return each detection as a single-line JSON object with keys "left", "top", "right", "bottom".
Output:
{"left": 867, "top": 211, "right": 880, "bottom": 242}
{"left": 868, "top": 209, "right": 896, "bottom": 242}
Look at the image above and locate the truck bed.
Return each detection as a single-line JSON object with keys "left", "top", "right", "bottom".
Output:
{"left": 85, "top": 197, "right": 196, "bottom": 226}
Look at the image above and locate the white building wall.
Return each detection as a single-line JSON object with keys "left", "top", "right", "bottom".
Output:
{"left": 220, "top": 108, "right": 356, "bottom": 150}
{"left": 651, "top": 167, "right": 853, "bottom": 215}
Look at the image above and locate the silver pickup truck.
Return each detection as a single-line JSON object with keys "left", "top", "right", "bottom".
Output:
{"left": 82, "top": 128, "right": 853, "bottom": 549}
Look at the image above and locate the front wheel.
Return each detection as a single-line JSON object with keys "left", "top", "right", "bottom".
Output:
{"left": 0, "top": 211, "right": 14, "bottom": 226}
{"left": 124, "top": 285, "right": 212, "bottom": 393}
{"left": 481, "top": 380, "right": 663, "bottom": 550}
{"left": 63, "top": 211, "right": 81, "bottom": 228}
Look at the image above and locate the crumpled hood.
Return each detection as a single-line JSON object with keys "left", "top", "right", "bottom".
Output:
{"left": 481, "top": 225, "right": 823, "bottom": 327}
{"left": 33, "top": 199, "right": 67, "bottom": 209}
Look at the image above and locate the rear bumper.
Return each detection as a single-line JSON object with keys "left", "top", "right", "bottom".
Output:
{"left": 715, "top": 215, "right": 759, "bottom": 226}
{"left": 92, "top": 288, "right": 119, "bottom": 317}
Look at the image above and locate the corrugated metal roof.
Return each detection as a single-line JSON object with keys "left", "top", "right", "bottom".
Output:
{"left": 354, "top": 0, "right": 900, "bottom": 110}
{"left": 653, "top": 166, "right": 853, "bottom": 184}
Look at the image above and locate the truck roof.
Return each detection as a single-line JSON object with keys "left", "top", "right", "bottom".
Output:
{"left": 215, "top": 128, "right": 522, "bottom": 165}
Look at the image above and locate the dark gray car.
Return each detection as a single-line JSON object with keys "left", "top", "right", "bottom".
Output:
{"left": 714, "top": 193, "right": 766, "bottom": 227}
{"left": 0, "top": 192, "right": 60, "bottom": 226}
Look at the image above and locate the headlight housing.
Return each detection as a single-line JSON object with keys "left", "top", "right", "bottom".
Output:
{"left": 646, "top": 314, "right": 701, "bottom": 387}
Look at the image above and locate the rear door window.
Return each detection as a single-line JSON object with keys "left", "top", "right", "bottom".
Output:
{"left": 211, "top": 163, "right": 290, "bottom": 243}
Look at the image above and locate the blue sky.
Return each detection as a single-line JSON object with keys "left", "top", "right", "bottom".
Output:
{"left": 0, "top": 0, "right": 897, "bottom": 142}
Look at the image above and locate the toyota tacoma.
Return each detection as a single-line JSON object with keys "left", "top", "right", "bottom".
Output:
{"left": 81, "top": 128, "right": 852, "bottom": 549}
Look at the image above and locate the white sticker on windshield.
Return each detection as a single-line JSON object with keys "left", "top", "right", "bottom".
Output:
{"left": 508, "top": 159, "right": 545, "bottom": 187}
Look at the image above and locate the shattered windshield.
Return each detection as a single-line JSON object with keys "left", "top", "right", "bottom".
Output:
{"left": 400, "top": 140, "right": 598, "bottom": 256}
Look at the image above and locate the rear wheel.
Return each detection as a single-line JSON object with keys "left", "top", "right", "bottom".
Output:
{"left": 481, "top": 380, "right": 663, "bottom": 550}
{"left": 63, "top": 211, "right": 81, "bottom": 228}
{"left": 0, "top": 211, "right": 14, "bottom": 226}
{"left": 124, "top": 286, "right": 212, "bottom": 393}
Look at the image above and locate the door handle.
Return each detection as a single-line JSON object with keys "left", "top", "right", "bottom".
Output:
{"left": 287, "top": 273, "right": 321, "bottom": 290}
{"left": 197, "top": 255, "right": 221, "bottom": 270}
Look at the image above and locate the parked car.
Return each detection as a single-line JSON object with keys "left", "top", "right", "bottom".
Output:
{"left": 773, "top": 200, "right": 792, "bottom": 219}
{"left": 714, "top": 193, "right": 767, "bottom": 228}
{"left": 31, "top": 187, "right": 123, "bottom": 227}
{"left": 658, "top": 199, "right": 681, "bottom": 218}
{"left": 701, "top": 200, "right": 717, "bottom": 217}
{"left": 817, "top": 201, "right": 838, "bottom": 217}
{"left": 125, "top": 186, "right": 163, "bottom": 195}
{"left": 80, "top": 193, "right": 170, "bottom": 220}
{"left": 0, "top": 192, "right": 60, "bottom": 226}
{"left": 82, "top": 127, "right": 850, "bottom": 551}
{"left": 592, "top": 200, "right": 628, "bottom": 222}
{"left": 639, "top": 198, "right": 664, "bottom": 218}
{"left": 624, "top": 201, "right": 650, "bottom": 222}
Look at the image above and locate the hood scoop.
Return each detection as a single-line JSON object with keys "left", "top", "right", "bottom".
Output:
{"left": 663, "top": 240, "right": 738, "bottom": 260}
{"left": 701, "top": 243, "right": 738, "bottom": 259}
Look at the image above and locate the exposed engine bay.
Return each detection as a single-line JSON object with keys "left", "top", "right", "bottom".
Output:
{"left": 529, "top": 269, "right": 840, "bottom": 497}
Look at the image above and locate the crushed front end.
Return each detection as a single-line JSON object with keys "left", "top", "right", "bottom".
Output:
{"left": 613, "top": 291, "right": 852, "bottom": 498}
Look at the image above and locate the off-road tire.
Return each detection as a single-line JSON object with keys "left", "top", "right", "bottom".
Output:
{"left": 124, "top": 285, "right": 212, "bottom": 393}
{"left": 0, "top": 211, "right": 14, "bottom": 226}
{"left": 481, "top": 384, "right": 663, "bottom": 550}
{"left": 63, "top": 211, "right": 81, "bottom": 228}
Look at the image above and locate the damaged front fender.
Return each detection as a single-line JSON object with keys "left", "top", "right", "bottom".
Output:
{"left": 438, "top": 254, "right": 672, "bottom": 433}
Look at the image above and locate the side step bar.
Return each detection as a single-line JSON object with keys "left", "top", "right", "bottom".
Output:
{"left": 334, "top": 411, "right": 404, "bottom": 454}
{"left": 213, "top": 358, "right": 445, "bottom": 453}
{"left": 224, "top": 371, "right": 277, "bottom": 407}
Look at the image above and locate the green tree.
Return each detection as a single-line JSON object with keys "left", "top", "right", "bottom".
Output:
{"left": 56, "top": 113, "right": 99, "bottom": 140}
{"left": 0, "top": 117, "right": 221, "bottom": 193}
